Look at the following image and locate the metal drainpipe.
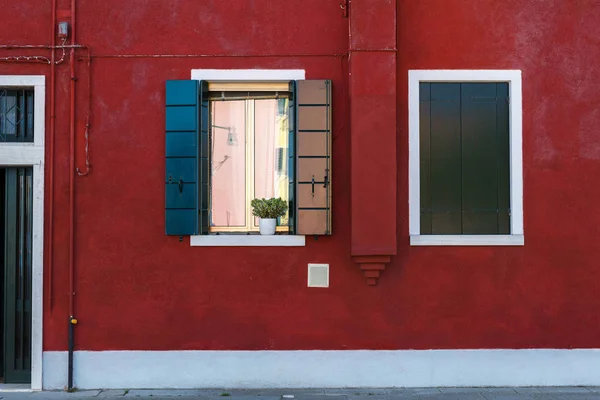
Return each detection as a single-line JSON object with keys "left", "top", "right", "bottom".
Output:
{"left": 48, "top": 0, "right": 56, "bottom": 312}
{"left": 67, "top": 0, "right": 77, "bottom": 391}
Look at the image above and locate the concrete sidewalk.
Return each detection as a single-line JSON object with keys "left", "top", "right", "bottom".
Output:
{"left": 1, "top": 388, "right": 600, "bottom": 400}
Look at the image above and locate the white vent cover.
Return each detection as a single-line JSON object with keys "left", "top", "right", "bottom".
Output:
{"left": 308, "top": 263, "right": 329, "bottom": 287}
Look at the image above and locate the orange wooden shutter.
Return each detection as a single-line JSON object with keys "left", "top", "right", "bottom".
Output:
{"left": 295, "top": 80, "right": 332, "bottom": 235}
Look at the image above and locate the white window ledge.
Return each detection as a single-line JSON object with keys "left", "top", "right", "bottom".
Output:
{"left": 190, "top": 235, "right": 305, "bottom": 247}
{"left": 410, "top": 235, "right": 524, "bottom": 246}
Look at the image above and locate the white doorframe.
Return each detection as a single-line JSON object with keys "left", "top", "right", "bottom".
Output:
{"left": 0, "top": 75, "right": 45, "bottom": 390}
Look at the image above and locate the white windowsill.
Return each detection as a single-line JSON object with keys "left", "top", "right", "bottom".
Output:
{"left": 410, "top": 235, "right": 524, "bottom": 246}
{"left": 190, "top": 235, "right": 306, "bottom": 247}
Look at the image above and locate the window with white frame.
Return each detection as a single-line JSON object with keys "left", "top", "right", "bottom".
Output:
{"left": 165, "top": 70, "right": 333, "bottom": 239}
{"left": 408, "top": 70, "right": 523, "bottom": 246}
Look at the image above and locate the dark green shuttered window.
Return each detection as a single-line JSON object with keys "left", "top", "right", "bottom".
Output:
{"left": 420, "top": 82, "right": 510, "bottom": 235}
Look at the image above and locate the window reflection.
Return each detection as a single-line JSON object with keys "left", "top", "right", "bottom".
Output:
{"left": 210, "top": 96, "right": 289, "bottom": 232}
{"left": 210, "top": 100, "right": 246, "bottom": 227}
{"left": 254, "top": 99, "right": 289, "bottom": 227}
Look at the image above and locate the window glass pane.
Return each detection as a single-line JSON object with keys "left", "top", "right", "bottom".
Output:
{"left": 0, "top": 89, "right": 34, "bottom": 142}
{"left": 254, "top": 98, "right": 289, "bottom": 226}
{"left": 210, "top": 100, "right": 247, "bottom": 227}
{"left": 26, "top": 90, "right": 34, "bottom": 138}
{"left": 1, "top": 91, "right": 17, "bottom": 137}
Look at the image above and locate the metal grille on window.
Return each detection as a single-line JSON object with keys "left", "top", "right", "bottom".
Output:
{"left": 0, "top": 89, "right": 34, "bottom": 143}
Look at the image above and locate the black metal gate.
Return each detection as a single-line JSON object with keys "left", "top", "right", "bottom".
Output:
{"left": 3, "top": 167, "right": 32, "bottom": 383}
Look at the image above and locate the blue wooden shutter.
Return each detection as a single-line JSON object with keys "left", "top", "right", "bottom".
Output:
{"left": 165, "top": 80, "right": 199, "bottom": 235}
{"left": 294, "top": 80, "right": 332, "bottom": 235}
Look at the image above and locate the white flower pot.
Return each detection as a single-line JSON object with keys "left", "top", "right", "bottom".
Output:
{"left": 259, "top": 218, "right": 277, "bottom": 235}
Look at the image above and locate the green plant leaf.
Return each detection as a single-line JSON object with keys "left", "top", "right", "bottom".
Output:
{"left": 250, "top": 197, "right": 288, "bottom": 219}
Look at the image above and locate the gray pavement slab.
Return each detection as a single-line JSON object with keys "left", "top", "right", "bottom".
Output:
{"left": 96, "top": 390, "right": 127, "bottom": 398}
{"left": 0, "top": 388, "right": 599, "bottom": 400}
{"left": 511, "top": 388, "right": 543, "bottom": 394}
{"left": 324, "top": 389, "right": 388, "bottom": 395}
{"left": 535, "top": 387, "right": 595, "bottom": 394}
{"left": 125, "top": 390, "right": 205, "bottom": 397}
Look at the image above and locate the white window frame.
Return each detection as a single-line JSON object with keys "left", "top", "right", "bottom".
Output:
{"left": 408, "top": 70, "right": 524, "bottom": 246}
{"left": 0, "top": 75, "right": 45, "bottom": 162}
{"left": 0, "top": 75, "right": 45, "bottom": 390}
{"left": 189, "top": 69, "right": 306, "bottom": 247}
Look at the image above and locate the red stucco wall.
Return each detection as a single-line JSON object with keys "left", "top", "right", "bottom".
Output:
{"left": 2, "top": 0, "right": 600, "bottom": 352}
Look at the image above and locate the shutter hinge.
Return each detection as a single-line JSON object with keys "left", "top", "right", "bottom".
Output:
{"left": 340, "top": 0, "right": 348, "bottom": 18}
{"left": 507, "top": 96, "right": 511, "bottom": 104}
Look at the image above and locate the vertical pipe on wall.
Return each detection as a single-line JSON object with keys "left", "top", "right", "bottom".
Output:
{"left": 67, "top": 0, "right": 77, "bottom": 391}
{"left": 76, "top": 46, "right": 92, "bottom": 177}
{"left": 67, "top": 319, "right": 74, "bottom": 389}
{"left": 69, "top": 0, "right": 76, "bottom": 320}
{"left": 48, "top": 0, "right": 56, "bottom": 310}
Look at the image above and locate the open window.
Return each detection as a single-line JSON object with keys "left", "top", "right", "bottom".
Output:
{"left": 208, "top": 83, "right": 291, "bottom": 233}
{"left": 165, "top": 79, "right": 332, "bottom": 237}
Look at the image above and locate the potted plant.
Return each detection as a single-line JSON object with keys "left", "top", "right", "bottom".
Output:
{"left": 250, "top": 197, "right": 288, "bottom": 235}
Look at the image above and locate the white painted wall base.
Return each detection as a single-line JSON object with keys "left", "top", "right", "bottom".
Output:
{"left": 43, "top": 349, "right": 600, "bottom": 390}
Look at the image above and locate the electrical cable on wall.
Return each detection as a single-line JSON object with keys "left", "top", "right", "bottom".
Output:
{"left": 0, "top": 41, "right": 78, "bottom": 64}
